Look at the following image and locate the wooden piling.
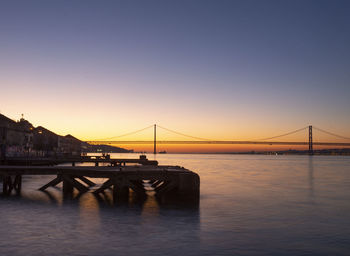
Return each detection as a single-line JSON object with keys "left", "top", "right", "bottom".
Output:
{"left": 13, "top": 175, "right": 22, "bottom": 194}
{"left": 113, "top": 184, "right": 129, "bottom": 203}
{"left": 1, "top": 174, "right": 22, "bottom": 195}
{"left": 62, "top": 175, "right": 74, "bottom": 195}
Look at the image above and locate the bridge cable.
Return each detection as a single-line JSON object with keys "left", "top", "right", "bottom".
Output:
{"left": 91, "top": 124, "right": 154, "bottom": 141}
{"left": 255, "top": 126, "right": 309, "bottom": 141}
{"left": 313, "top": 126, "right": 350, "bottom": 140}
{"left": 89, "top": 125, "right": 336, "bottom": 143}
{"left": 157, "top": 125, "right": 214, "bottom": 141}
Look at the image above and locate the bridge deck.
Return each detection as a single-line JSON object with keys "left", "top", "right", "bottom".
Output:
{"left": 86, "top": 140, "right": 350, "bottom": 146}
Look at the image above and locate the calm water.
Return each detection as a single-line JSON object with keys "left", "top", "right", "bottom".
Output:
{"left": 1, "top": 154, "right": 350, "bottom": 256}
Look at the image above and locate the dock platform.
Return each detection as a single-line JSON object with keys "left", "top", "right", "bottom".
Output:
{"left": 0, "top": 159, "right": 200, "bottom": 203}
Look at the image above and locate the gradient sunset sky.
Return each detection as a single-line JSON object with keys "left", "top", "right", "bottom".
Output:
{"left": 1, "top": 0, "right": 350, "bottom": 152}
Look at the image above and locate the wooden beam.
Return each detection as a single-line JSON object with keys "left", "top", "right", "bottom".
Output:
{"left": 128, "top": 180, "right": 146, "bottom": 196}
{"left": 93, "top": 178, "right": 115, "bottom": 194}
{"left": 155, "top": 181, "right": 178, "bottom": 196}
{"left": 61, "top": 175, "right": 89, "bottom": 193}
{"left": 77, "top": 176, "right": 96, "bottom": 187}
{"left": 39, "top": 175, "right": 63, "bottom": 191}
{"left": 151, "top": 180, "right": 163, "bottom": 188}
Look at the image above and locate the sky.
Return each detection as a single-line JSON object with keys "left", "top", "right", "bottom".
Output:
{"left": 1, "top": 0, "right": 350, "bottom": 152}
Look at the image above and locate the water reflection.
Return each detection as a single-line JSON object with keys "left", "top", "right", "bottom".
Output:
{"left": 78, "top": 194, "right": 101, "bottom": 231}
{"left": 308, "top": 156, "right": 314, "bottom": 198}
{"left": 41, "top": 190, "right": 59, "bottom": 204}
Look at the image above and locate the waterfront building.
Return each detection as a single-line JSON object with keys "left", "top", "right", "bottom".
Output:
{"left": 0, "top": 114, "right": 33, "bottom": 158}
{"left": 0, "top": 113, "right": 83, "bottom": 158}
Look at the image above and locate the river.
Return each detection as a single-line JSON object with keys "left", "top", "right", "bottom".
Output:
{"left": 1, "top": 154, "right": 350, "bottom": 255}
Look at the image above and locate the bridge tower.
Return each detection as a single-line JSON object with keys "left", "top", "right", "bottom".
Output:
{"left": 154, "top": 124, "right": 157, "bottom": 154}
{"left": 309, "top": 125, "right": 313, "bottom": 155}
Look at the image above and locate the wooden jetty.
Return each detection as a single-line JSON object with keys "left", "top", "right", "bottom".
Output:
{"left": 0, "top": 156, "right": 200, "bottom": 203}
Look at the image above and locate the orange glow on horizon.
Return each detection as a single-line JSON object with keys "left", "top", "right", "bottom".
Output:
{"left": 2, "top": 111, "right": 350, "bottom": 153}
{"left": 98, "top": 143, "right": 347, "bottom": 153}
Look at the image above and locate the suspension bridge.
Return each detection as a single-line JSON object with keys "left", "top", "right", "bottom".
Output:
{"left": 85, "top": 125, "right": 350, "bottom": 154}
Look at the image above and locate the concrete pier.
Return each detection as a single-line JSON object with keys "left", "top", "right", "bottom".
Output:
{"left": 0, "top": 165, "right": 200, "bottom": 203}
